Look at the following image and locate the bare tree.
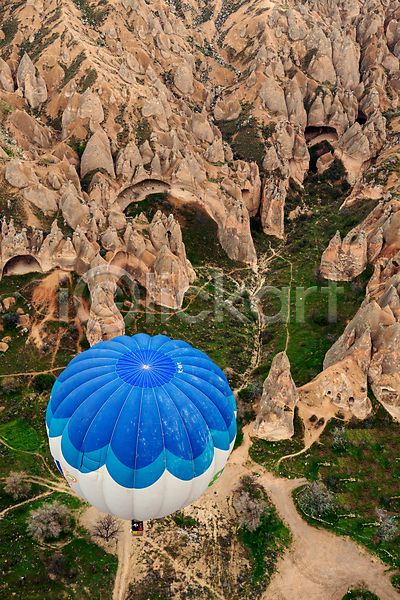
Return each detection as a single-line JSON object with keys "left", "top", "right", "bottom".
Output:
{"left": 376, "top": 515, "right": 398, "bottom": 542}
{"left": 1, "top": 377, "right": 20, "bottom": 394}
{"left": 27, "top": 500, "right": 70, "bottom": 541}
{"left": 332, "top": 426, "right": 350, "bottom": 451}
{"left": 298, "top": 482, "right": 337, "bottom": 519}
{"left": 234, "top": 490, "right": 264, "bottom": 530}
{"left": 92, "top": 514, "right": 122, "bottom": 542}
{"left": 233, "top": 475, "right": 267, "bottom": 531}
{"left": 4, "top": 471, "right": 31, "bottom": 500}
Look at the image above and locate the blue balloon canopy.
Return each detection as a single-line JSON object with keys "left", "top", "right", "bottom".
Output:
{"left": 46, "top": 334, "right": 236, "bottom": 520}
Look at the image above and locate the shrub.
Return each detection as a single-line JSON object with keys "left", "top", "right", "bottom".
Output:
{"left": 4, "top": 471, "right": 31, "bottom": 500}
{"left": 376, "top": 515, "right": 398, "bottom": 542}
{"left": 33, "top": 373, "right": 56, "bottom": 392}
{"left": 2, "top": 376, "right": 20, "bottom": 394}
{"left": 80, "top": 335, "right": 90, "bottom": 349}
{"left": 223, "top": 367, "right": 234, "bottom": 380}
{"left": 332, "top": 426, "right": 350, "bottom": 451}
{"left": 173, "top": 512, "right": 197, "bottom": 528}
{"left": 48, "top": 553, "right": 67, "bottom": 576}
{"left": 3, "top": 312, "right": 20, "bottom": 330}
{"left": 27, "top": 500, "right": 70, "bottom": 541}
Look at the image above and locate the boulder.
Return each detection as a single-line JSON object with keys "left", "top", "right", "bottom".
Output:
{"left": 62, "top": 192, "right": 90, "bottom": 230}
{"left": 298, "top": 355, "right": 372, "bottom": 420}
{"left": 10, "top": 110, "right": 52, "bottom": 148}
{"left": 0, "top": 58, "right": 14, "bottom": 92}
{"left": 78, "top": 90, "right": 104, "bottom": 123}
{"left": 218, "top": 202, "right": 257, "bottom": 266}
{"left": 5, "top": 160, "right": 39, "bottom": 188}
{"left": 259, "top": 77, "right": 288, "bottom": 118}
{"left": 17, "top": 53, "right": 47, "bottom": 109}
{"left": 190, "top": 114, "right": 214, "bottom": 144}
{"left": 214, "top": 100, "right": 242, "bottom": 121}
{"left": 320, "top": 229, "right": 368, "bottom": 281}
{"left": 260, "top": 178, "right": 286, "bottom": 239}
{"left": 116, "top": 142, "right": 143, "bottom": 178}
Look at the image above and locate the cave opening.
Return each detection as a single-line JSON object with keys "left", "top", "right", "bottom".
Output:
{"left": 356, "top": 110, "right": 367, "bottom": 125}
{"left": 2, "top": 255, "right": 42, "bottom": 277}
{"left": 304, "top": 126, "right": 338, "bottom": 145}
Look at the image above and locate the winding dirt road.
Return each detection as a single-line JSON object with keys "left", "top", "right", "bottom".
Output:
{"left": 261, "top": 473, "right": 400, "bottom": 600}
{"left": 232, "top": 426, "right": 400, "bottom": 600}
{"left": 110, "top": 424, "right": 400, "bottom": 600}
{"left": 112, "top": 520, "right": 133, "bottom": 600}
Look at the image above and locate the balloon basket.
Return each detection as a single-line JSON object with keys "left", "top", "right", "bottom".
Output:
{"left": 130, "top": 520, "right": 144, "bottom": 536}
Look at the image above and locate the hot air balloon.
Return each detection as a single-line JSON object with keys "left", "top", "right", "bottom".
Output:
{"left": 46, "top": 334, "right": 236, "bottom": 521}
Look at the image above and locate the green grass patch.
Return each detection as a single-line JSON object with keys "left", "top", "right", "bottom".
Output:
{"left": 218, "top": 106, "right": 265, "bottom": 169}
{"left": 1, "top": 18, "right": 19, "bottom": 45}
{"left": 0, "top": 420, "right": 39, "bottom": 452}
{"left": 254, "top": 398, "right": 400, "bottom": 574}
{"left": 59, "top": 51, "right": 86, "bottom": 89}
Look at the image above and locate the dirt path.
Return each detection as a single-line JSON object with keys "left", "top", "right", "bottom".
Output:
{"left": 112, "top": 519, "right": 133, "bottom": 600}
{"left": 0, "top": 366, "right": 64, "bottom": 378}
{"left": 0, "top": 490, "right": 53, "bottom": 519}
{"left": 204, "top": 425, "right": 400, "bottom": 600}
{"left": 262, "top": 473, "right": 400, "bottom": 600}
{"left": 0, "top": 436, "right": 56, "bottom": 478}
{"left": 234, "top": 426, "right": 400, "bottom": 600}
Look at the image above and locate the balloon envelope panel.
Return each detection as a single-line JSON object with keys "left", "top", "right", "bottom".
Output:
{"left": 46, "top": 334, "right": 236, "bottom": 520}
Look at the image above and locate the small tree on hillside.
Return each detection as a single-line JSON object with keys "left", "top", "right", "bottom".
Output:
{"left": 32, "top": 373, "right": 56, "bottom": 392}
{"left": 91, "top": 514, "right": 122, "bottom": 542}
{"left": 27, "top": 501, "right": 70, "bottom": 541}
{"left": 4, "top": 471, "right": 31, "bottom": 500}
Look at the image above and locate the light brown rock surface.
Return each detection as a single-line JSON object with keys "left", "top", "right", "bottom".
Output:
{"left": 320, "top": 229, "right": 368, "bottom": 281}
{"left": 80, "top": 129, "right": 115, "bottom": 179}
{"left": 254, "top": 352, "right": 299, "bottom": 441}
{"left": 298, "top": 356, "right": 372, "bottom": 420}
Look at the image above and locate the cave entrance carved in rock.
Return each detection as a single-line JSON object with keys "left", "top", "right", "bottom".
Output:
{"left": 117, "top": 179, "right": 171, "bottom": 212}
{"left": 304, "top": 126, "right": 339, "bottom": 146}
{"left": 2, "top": 255, "right": 42, "bottom": 277}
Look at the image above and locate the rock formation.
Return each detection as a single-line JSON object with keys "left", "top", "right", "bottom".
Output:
{"left": 317, "top": 196, "right": 400, "bottom": 421}
{"left": 0, "top": 209, "right": 195, "bottom": 312}
{"left": 320, "top": 230, "right": 368, "bottom": 281}
{"left": 254, "top": 352, "right": 298, "bottom": 441}
{"left": 85, "top": 255, "right": 126, "bottom": 346}
{"left": 0, "top": 0, "right": 398, "bottom": 349}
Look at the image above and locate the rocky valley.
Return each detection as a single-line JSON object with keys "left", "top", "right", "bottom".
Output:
{"left": 1, "top": 0, "right": 400, "bottom": 598}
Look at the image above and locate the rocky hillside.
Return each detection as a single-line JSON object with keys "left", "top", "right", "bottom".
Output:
{"left": 0, "top": 0, "right": 398, "bottom": 261}
{"left": 1, "top": 0, "right": 400, "bottom": 451}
